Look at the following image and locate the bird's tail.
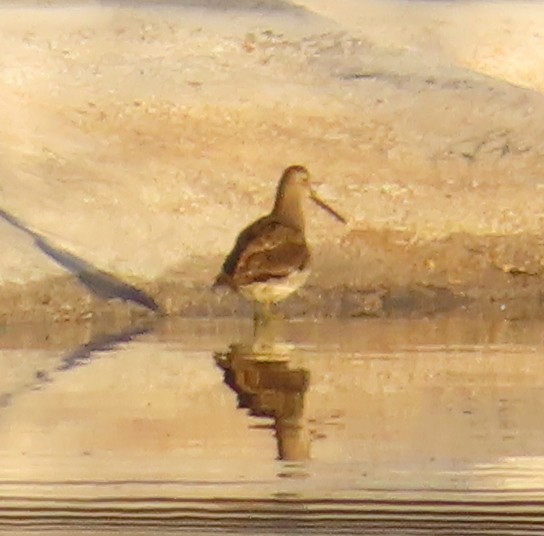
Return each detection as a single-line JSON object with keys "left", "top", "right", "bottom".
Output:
{"left": 212, "top": 271, "right": 231, "bottom": 290}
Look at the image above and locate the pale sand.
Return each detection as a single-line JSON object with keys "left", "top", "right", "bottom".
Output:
{"left": 0, "top": 0, "right": 543, "bottom": 321}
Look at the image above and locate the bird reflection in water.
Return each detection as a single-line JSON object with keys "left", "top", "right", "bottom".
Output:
{"left": 214, "top": 323, "right": 311, "bottom": 462}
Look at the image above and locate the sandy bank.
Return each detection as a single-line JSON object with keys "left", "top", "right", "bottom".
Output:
{"left": 0, "top": 0, "right": 543, "bottom": 322}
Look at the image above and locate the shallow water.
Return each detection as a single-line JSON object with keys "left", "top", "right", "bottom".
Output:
{"left": 1, "top": 316, "right": 544, "bottom": 534}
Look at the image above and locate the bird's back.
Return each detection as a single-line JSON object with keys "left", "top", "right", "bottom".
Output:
{"left": 215, "top": 215, "right": 310, "bottom": 289}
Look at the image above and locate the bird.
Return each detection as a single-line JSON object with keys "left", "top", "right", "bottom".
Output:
{"left": 213, "top": 165, "right": 346, "bottom": 322}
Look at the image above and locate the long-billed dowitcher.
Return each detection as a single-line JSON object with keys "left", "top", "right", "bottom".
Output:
{"left": 213, "top": 165, "right": 346, "bottom": 320}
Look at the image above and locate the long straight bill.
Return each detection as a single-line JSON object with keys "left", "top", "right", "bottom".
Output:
{"left": 310, "top": 192, "right": 347, "bottom": 224}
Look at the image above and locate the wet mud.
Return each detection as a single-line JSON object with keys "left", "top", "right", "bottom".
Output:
{"left": 2, "top": 230, "right": 544, "bottom": 324}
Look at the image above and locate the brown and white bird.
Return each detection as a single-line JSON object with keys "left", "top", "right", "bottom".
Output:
{"left": 213, "top": 165, "right": 346, "bottom": 320}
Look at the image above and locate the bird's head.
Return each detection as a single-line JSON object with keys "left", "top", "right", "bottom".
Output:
{"left": 277, "top": 165, "right": 346, "bottom": 224}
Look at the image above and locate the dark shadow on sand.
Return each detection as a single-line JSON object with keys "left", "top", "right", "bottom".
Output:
{"left": 0, "top": 208, "right": 160, "bottom": 312}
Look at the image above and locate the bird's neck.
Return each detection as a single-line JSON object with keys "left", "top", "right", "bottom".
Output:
{"left": 272, "top": 186, "right": 305, "bottom": 230}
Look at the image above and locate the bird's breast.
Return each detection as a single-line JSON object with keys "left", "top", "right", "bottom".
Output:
{"left": 239, "top": 268, "right": 310, "bottom": 304}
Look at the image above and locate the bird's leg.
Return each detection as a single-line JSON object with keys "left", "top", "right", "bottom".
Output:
{"left": 253, "top": 301, "right": 273, "bottom": 326}
{"left": 253, "top": 302, "right": 282, "bottom": 347}
{"left": 263, "top": 301, "right": 274, "bottom": 321}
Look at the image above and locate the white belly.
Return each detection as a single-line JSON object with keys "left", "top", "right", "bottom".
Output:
{"left": 239, "top": 269, "right": 310, "bottom": 304}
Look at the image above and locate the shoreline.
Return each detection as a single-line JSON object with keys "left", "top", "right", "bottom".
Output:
{"left": 2, "top": 229, "right": 544, "bottom": 324}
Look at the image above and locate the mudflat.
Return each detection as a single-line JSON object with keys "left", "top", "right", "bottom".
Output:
{"left": 1, "top": 0, "right": 543, "bottom": 322}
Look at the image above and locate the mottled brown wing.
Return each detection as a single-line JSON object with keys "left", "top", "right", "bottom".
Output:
{"left": 214, "top": 217, "right": 268, "bottom": 288}
{"left": 220, "top": 218, "right": 309, "bottom": 288}
{"left": 234, "top": 222, "right": 309, "bottom": 286}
